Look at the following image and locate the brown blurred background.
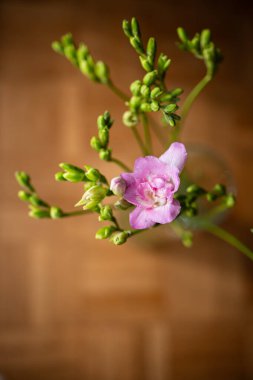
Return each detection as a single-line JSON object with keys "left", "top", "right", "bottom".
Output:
{"left": 1, "top": 0, "right": 253, "bottom": 379}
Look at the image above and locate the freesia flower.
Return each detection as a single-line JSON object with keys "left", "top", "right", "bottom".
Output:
{"left": 112, "top": 142, "right": 187, "bottom": 229}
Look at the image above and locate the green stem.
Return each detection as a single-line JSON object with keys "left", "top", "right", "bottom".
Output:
{"left": 172, "top": 74, "right": 212, "bottom": 141}
{"left": 142, "top": 113, "right": 152, "bottom": 154}
{"left": 203, "top": 222, "right": 253, "bottom": 261}
{"left": 107, "top": 80, "right": 129, "bottom": 101}
{"left": 63, "top": 210, "right": 91, "bottom": 217}
{"left": 131, "top": 126, "right": 148, "bottom": 155}
{"left": 110, "top": 157, "right": 131, "bottom": 172}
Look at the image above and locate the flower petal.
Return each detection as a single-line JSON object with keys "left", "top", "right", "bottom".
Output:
{"left": 150, "top": 199, "right": 181, "bottom": 224}
{"left": 129, "top": 207, "right": 156, "bottom": 229}
{"left": 159, "top": 142, "right": 187, "bottom": 173}
{"left": 134, "top": 156, "right": 166, "bottom": 178}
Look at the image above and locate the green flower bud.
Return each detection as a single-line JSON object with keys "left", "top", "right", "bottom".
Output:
{"left": 131, "top": 17, "right": 140, "bottom": 37}
{"left": 95, "top": 61, "right": 109, "bottom": 84}
{"left": 29, "top": 194, "right": 48, "bottom": 208}
{"left": 28, "top": 207, "right": 50, "bottom": 219}
{"left": 150, "top": 87, "right": 163, "bottom": 99}
{"left": 164, "top": 104, "right": 178, "bottom": 114}
{"left": 191, "top": 34, "right": 200, "bottom": 51}
{"left": 158, "top": 54, "right": 171, "bottom": 76}
{"left": 61, "top": 33, "right": 74, "bottom": 47}
{"left": 140, "top": 84, "right": 150, "bottom": 98}
{"left": 99, "top": 205, "right": 113, "bottom": 221}
{"left": 99, "top": 149, "right": 111, "bottom": 161}
{"left": 97, "top": 114, "right": 106, "bottom": 129}
{"left": 177, "top": 27, "right": 189, "bottom": 43}
{"left": 15, "top": 171, "right": 35, "bottom": 192}
{"left": 225, "top": 193, "right": 236, "bottom": 208}
{"left": 85, "top": 168, "right": 101, "bottom": 182}
{"left": 186, "top": 184, "right": 206, "bottom": 195}
{"left": 122, "top": 20, "right": 132, "bottom": 38}
{"left": 55, "top": 172, "right": 67, "bottom": 181}
{"left": 96, "top": 225, "right": 117, "bottom": 240}
{"left": 140, "top": 103, "right": 152, "bottom": 112}
{"left": 206, "top": 192, "right": 218, "bottom": 202}
{"left": 129, "top": 95, "right": 141, "bottom": 110}
{"left": 143, "top": 70, "right": 157, "bottom": 86}
{"left": 59, "top": 163, "right": 84, "bottom": 174}
{"left": 64, "top": 45, "right": 77, "bottom": 64}
{"left": 122, "top": 111, "right": 138, "bottom": 127}
{"left": 77, "top": 43, "right": 89, "bottom": 62}
{"left": 63, "top": 172, "right": 85, "bottom": 182}
{"left": 151, "top": 101, "right": 159, "bottom": 112}
{"left": 110, "top": 231, "right": 129, "bottom": 245}
{"left": 98, "top": 127, "right": 109, "bottom": 147}
{"left": 171, "top": 88, "right": 183, "bottom": 96}
{"left": 139, "top": 56, "right": 153, "bottom": 72}
{"left": 90, "top": 136, "right": 103, "bottom": 152}
{"left": 75, "top": 185, "right": 107, "bottom": 209}
{"left": 146, "top": 37, "right": 156, "bottom": 63}
{"left": 200, "top": 29, "right": 211, "bottom": 49}
{"left": 80, "top": 60, "right": 96, "bottom": 81}
{"left": 130, "top": 37, "right": 144, "bottom": 55}
{"left": 213, "top": 183, "right": 226, "bottom": 196}
{"left": 18, "top": 190, "right": 31, "bottom": 202}
{"left": 50, "top": 206, "right": 64, "bottom": 219}
{"left": 163, "top": 113, "right": 175, "bottom": 126}
{"left": 51, "top": 41, "right": 64, "bottom": 54}
{"left": 130, "top": 80, "right": 142, "bottom": 96}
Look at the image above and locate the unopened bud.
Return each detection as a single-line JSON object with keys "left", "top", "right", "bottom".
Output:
{"left": 110, "top": 231, "right": 129, "bottom": 245}
{"left": 99, "top": 149, "right": 111, "bottom": 161}
{"left": 96, "top": 225, "right": 117, "bottom": 240}
{"left": 122, "top": 111, "right": 138, "bottom": 127}
{"left": 50, "top": 206, "right": 64, "bottom": 219}
{"left": 130, "top": 80, "right": 142, "bottom": 96}
{"left": 225, "top": 193, "right": 236, "bottom": 208}
{"left": 52, "top": 41, "right": 64, "bottom": 54}
{"left": 143, "top": 70, "right": 157, "bottom": 86}
{"left": 18, "top": 190, "right": 31, "bottom": 202}
{"left": 110, "top": 176, "right": 126, "bottom": 197}
{"left": 15, "top": 171, "right": 35, "bottom": 192}
{"left": 95, "top": 61, "right": 109, "bottom": 84}
{"left": 99, "top": 205, "right": 113, "bottom": 221}
{"left": 139, "top": 56, "right": 153, "bottom": 72}
{"left": 85, "top": 168, "right": 101, "bottom": 182}
{"left": 122, "top": 20, "right": 132, "bottom": 38}
{"left": 55, "top": 172, "right": 67, "bottom": 181}
{"left": 90, "top": 136, "right": 103, "bottom": 152}
{"left": 63, "top": 172, "right": 85, "bottom": 182}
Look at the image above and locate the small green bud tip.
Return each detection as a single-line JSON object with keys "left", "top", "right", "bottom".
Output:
{"left": 110, "top": 231, "right": 129, "bottom": 245}
{"left": 186, "top": 184, "right": 206, "bottom": 195}
{"left": 164, "top": 104, "right": 178, "bottom": 114}
{"left": 143, "top": 70, "right": 157, "bottom": 86}
{"left": 63, "top": 172, "right": 85, "bottom": 182}
{"left": 99, "top": 205, "right": 113, "bottom": 221}
{"left": 52, "top": 41, "right": 64, "bottom": 54}
{"left": 122, "top": 111, "right": 138, "bottom": 127}
{"left": 139, "top": 56, "right": 153, "bottom": 72}
{"left": 146, "top": 37, "right": 157, "bottom": 62}
{"left": 95, "top": 61, "right": 109, "bottom": 84}
{"left": 15, "top": 171, "right": 34, "bottom": 192}
{"left": 59, "top": 163, "right": 84, "bottom": 174}
{"left": 213, "top": 184, "right": 226, "bottom": 196}
{"left": 61, "top": 33, "right": 74, "bottom": 47}
{"left": 131, "top": 18, "right": 140, "bottom": 37}
{"left": 90, "top": 136, "right": 103, "bottom": 152}
{"left": 55, "top": 172, "right": 67, "bottom": 181}
{"left": 122, "top": 20, "right": 132, "bottom": 38}
{"left": 177, "top": 27, "right": 189, "bottom": 43}
{"left": 29, "top": 195, "right": 48, "bottom": 208}
{"left": 50, "top": 207, "right": 64, "bottom": 219}
{"left": 96, "top": 226, "right": 116, "bottom": 240}
{"left": 99, "top": 149, "right": 111, "bottom": 161}
{"left": 18, "top": 190, "right": 31, "bottom": 202}
{"left": 28, "top": 208, "right": 50, "bottom": 219}
{"left": 75, "top": 186, "right": 107, "bottom": 209}
{"left": 200, "top": 29, "right": 211, "bottom": 49}
{"left": 98, "top": 127, "right": 109, "bottom": 147}
{"left": 85, "top": 168, "right": 101, "bottom": 182}
{"left": 225, "top": 194, "right": 236, "bottom": 208}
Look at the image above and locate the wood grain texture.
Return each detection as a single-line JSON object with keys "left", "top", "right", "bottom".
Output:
{"left": 0, "top": 1, "right": 253, "bottom": 379}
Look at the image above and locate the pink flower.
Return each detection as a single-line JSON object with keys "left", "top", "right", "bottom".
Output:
{"left": 118, "top": 142, "right": 187, "bottom": 229}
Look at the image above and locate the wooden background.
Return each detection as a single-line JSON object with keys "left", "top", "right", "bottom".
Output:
{"left": 1, "top": 0, "right": 253, "bottom": 379}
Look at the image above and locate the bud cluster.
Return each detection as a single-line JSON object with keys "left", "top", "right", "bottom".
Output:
{"left": 52, "top": 33, "right": 110, "bottom": 84}
{"left": 123, "top": 71, "right": 182, "bottom": 127}
{"left": 177, "top": 27, "right": 223, "bottom": 77}
{"left": 90, "top": 111, "right": 113, "bottom": 161}
{"left": 15, "top": 171, "right": 64, "bottom": 219}
{"left": 175, "top": 183, "right": 236, "bottom": 218}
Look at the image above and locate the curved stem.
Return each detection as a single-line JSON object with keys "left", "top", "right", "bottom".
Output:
{"left": 142, "top": 113, "right": 152, "bottom": 154}
{"left": 107, "top": 80, "right": 129, "bottom": 101}
{"left": 131, "top": 126, "right": 148, "bottom": 155}
{"left": 172, "top": 74, "right": 212, "bottom": 141}
{"left": 110, "top": 157, "right": 131, "bottom": 172}
{"left": 203, "top": 222, "right": 253, "bottom": 261}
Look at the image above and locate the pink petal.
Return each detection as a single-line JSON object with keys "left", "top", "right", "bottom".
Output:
{"left": 134, "top": 156, "right": 166, "bottom": 178}
{"left": 150, "top": 199, "right": 181, "bottom": 224}
{"left": 129, "top": 207, "right": 156, "bottom": 229}
{"left": 159, "top": 142, "right": 187, "bottom": 173}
